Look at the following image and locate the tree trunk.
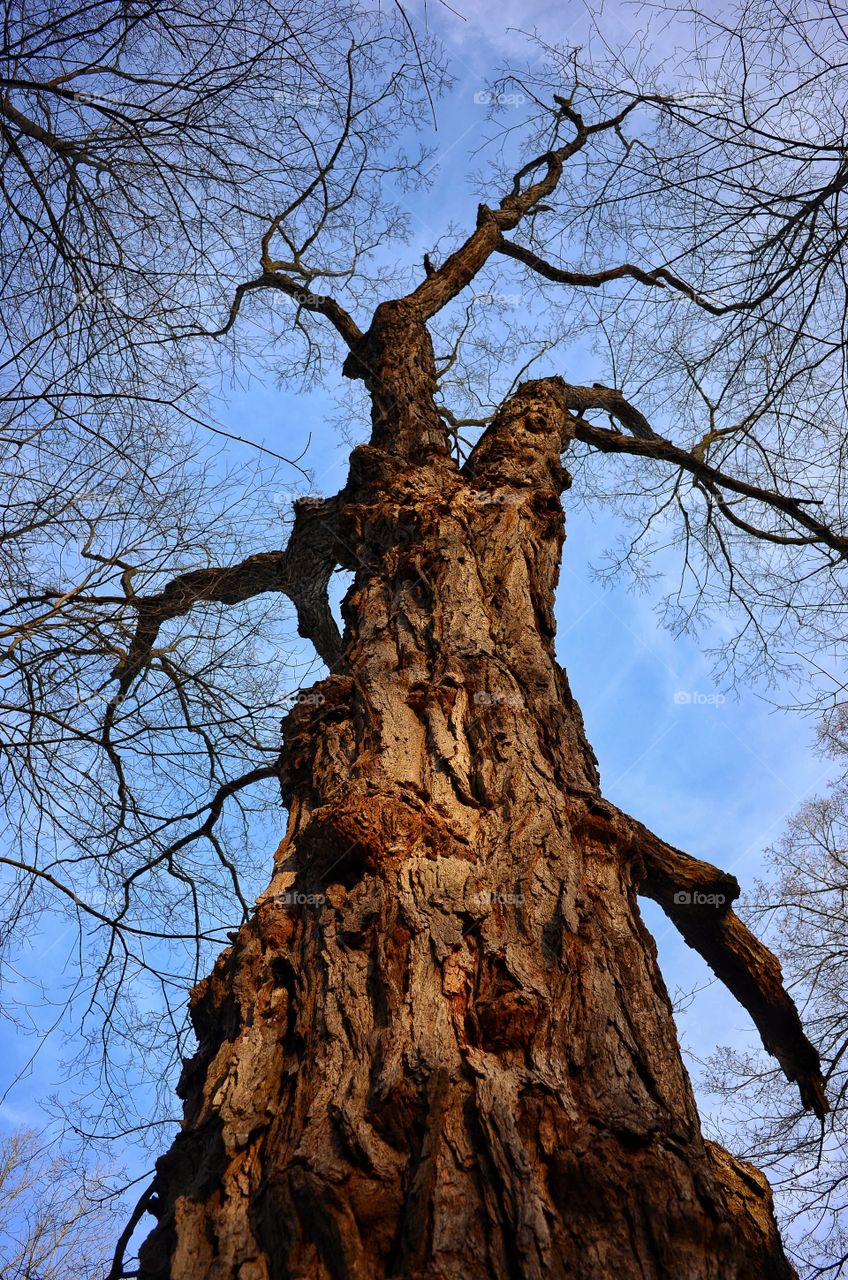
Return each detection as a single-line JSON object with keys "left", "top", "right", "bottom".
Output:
{"left": 136, "top": 305, "right": 810, "bottom": 1279}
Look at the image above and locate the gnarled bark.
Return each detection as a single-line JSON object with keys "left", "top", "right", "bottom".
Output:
{"left": 135, "top": 313, "right": 824, "bottom": 1280}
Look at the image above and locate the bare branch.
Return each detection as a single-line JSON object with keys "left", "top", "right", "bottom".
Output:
{"left": 111, "top": 495, "right": 344, "bottom": 692}
{"left": 567, "top": 397, "right": 848, "bottom": 556}
{"left": 576, "top": 794, "right": 830, "bottom": 1118}
{"left": 495, "top": 235, "right": 731, "bottom": 315}
{"left": 196, "top": 271, "right": 363, "bottom": 350}
{"left": 0, "top": 93, "right": 112, "bottom": 172}
{"left": 404, "top": 99, "right": 663, "bottom": 321}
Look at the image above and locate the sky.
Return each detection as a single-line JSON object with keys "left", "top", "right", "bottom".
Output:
{"left": 0, "top": 0, "right": 842, "bottom": 1253}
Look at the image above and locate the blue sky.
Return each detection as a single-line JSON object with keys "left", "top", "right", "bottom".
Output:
{"left": 0, "top": 0, "right": 841, "bottom": 1237}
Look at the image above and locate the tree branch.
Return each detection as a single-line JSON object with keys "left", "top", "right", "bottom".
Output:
{"left": 0, "top": 92, "right": 113, "bottom": 172}
{"left": 111, "top": 495, "right": 343, "bottom": 693}
{"left": 495, "top": 235, "right": 730, "bottom": 316}
{"left": 575, "top": 793, "right": 830, "bottom": 1118}
{"left": 106, "top": 1178, "right": 157, "bottom": 1280}
{"left": 404, "top": 97, "right": 663, "bottom": 322}
{"left": 564, "top": 395, "right": 847, "bottom": 556}
{"left": 198, "top": 272, "right": 362, "bottom": 350}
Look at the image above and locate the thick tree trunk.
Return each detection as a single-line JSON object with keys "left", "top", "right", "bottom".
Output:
{"left": 136, "top": 307, "right": 810, "bottom": 1279}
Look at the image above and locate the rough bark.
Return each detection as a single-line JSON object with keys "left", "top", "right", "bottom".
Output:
{"left": 135, "top": 306, "right": 823, "bottom": 1280}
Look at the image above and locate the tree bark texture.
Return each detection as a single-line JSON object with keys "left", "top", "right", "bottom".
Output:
{"left": 137, "top": 304, "right": 822, "bottom": 1279}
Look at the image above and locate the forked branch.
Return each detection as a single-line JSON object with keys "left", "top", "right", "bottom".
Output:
{"left": 405, "top": 97, "right": 664, "bottom": 322}
{"left": 111, "top": 495, "right": 343, "bottom": 694}
{"left": 198, "top": 272, "right": 363, "bottom": 350}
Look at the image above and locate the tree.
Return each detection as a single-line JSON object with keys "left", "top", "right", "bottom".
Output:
{"left": 706, "top": 704, "right": 848, "bottom": 1277}
{"left": 0, "top": 1127, "right": 116, "bottom": 1279}
{"left": 126, "top": 55, "right": 848, "bottom": 1280}
{"left": 4, "top": 2, "right": 848, "bottom": 1277}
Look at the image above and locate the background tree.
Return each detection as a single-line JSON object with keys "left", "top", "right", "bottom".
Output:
{"left": 0, "top": 1127, "right": 117, "bottom": 1279}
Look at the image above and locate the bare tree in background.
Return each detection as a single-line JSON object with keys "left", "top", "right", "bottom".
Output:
{"left": 3, "top": 0, "right": 848, "bottom": 1276}
{"left": 0, "top": 1127, "right": 117, "bottom": 1279}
